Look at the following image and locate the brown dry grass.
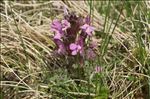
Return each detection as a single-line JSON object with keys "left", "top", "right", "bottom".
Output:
{"left": 1, "top": 0, "right": 150, "bottom": 99}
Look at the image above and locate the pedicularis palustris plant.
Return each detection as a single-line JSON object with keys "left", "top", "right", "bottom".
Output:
{"left": 51, "top": 13, "right": 99, "bottom": 79}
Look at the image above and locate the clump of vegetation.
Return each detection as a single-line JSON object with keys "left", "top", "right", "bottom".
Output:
{"left": 1, "top": 0, "right": 150, "bottom": 99}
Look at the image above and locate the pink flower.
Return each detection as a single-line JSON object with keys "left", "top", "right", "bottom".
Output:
{"left": 80, "top": 24, "right": 95, "bottom": 36}
{"left": 54, "top": 31, "right": 62, "bottom": 40}
{"left": 51, "top": 19, "right": 70, "bottom": 40}
{"left": 51, "top": 19, "right": 63, "bottom": 40}
{"left": 51, "top": 19, "right": 62, "bottom": 32}
{"left": 61, "top": 19, "right": 70, "bottom": 31}
{"left": 95, "top": 66, "right": 102, "bottom": 73}
{"left": 69, "top": 43, "right": 82, "bottom": 55}
{"left": 51, "top": 19, "right": 70, "bottom": 32}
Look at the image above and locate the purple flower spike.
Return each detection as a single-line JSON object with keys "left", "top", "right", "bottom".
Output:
{"left": 69, "top": 43, "right": 81, "bottom": 55}
{"left": 51, "top": 13, "right": 97, "bottom": 60}
{"left": 80, "top": 24, "right": 95, "bottom": 36}
{"left": 61, "top": 19, "right": 70, "bottom": 31}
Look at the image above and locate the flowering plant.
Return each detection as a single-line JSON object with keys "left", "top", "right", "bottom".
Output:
{"left": 51, "top": 12, "right": 98, "bottom": 79}
{"left": 51, "top": 13, "right": 97, "bottom": 62}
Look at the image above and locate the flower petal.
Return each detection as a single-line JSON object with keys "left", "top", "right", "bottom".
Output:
{"left": 69, "top": 43, "right": 77, "bottom": 50}
{"left": 77, "top": 45, "right": 81, "bottom": 50}
{"left": 54, "top": 32, "right": 61, "bottom": 40}
{"left": 80, "top": 24, "right": 95, "bottom": 36}
{"left": 71, "top": 50, "right": 77, "bottom": 55}
{"left": 85, "top": 26, "right": 95, "bottom": 36}
{"left": 80, "top": 24, "right": 89, "bottom": 30}
{"left": 85, "top": 28, "right": 92, "bottom": 36}
{"left": 51, "top": 19, "right": 62, "bottom": 31}
{"left": 61, "top": 19, "right": 70, "bottom": 31}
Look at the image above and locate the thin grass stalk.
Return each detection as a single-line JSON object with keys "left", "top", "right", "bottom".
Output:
{"left": 9, "top": 3, "right": 28, "bottom": 67}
